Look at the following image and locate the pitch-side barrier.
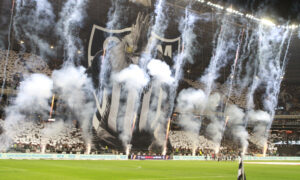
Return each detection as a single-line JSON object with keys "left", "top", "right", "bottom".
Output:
{"left": 173, "top": 156, "right": 300, "bottom": 161}
{"left": 1, "top": 154, "right": 300, "bottom": 160}
{"left": 0, "top": 153, "right": 128, "bottom": 160}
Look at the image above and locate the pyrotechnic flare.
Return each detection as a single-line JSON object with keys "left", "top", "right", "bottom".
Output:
{"left": 224, "top": 116, "right": 229, "bottom": 127}
{"left": 220, "top": 29, "right": 245, "bottom": 150}
{"left": 48, "top": 94, "right": 55, "bottom": 121}
{"left": 223, "top": 28, "right": 245, "bottom": 109}
{"left": 263, "top": 142, "right": 268, "bottom": 157}
{"left": 131, "top": 113, "right": 137, "bottom": 135}
{"left": 41, "top": 143, "right": 46, "bottom": 154}
{"left": 85, "top": 143, "right": 91, "bottom": 155}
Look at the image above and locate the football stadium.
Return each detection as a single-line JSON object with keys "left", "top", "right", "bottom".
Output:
{"left": 0, "top": 0, "right": 300, "bottom": 179}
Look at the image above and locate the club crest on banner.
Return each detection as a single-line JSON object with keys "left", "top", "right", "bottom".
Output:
{"left": 88, "top": 24, "right": 181, "bottom": 67}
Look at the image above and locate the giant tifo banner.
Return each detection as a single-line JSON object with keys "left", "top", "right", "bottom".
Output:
{"left": 0, "top": 153, "right": 128, "bottom": 160}
{"left": 88, "top": 21, "right": 181, "bottom": 150}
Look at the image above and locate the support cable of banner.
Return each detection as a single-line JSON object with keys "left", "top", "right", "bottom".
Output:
{"left": 0, "top": 0, "right": 15, "bottom": 100}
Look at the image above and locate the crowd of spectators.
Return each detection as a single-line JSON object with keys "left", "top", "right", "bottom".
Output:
{"left": 0, "top": 50, "right": 52, "bottom": 89}
{"left": 0, "top": 119, "right": 88, "bottom": 154}
{"left": 0, "top": 119, "right": 295, "bottom": 156}
{"left": 169, "top": 130, "right": 279, "bottom": 157}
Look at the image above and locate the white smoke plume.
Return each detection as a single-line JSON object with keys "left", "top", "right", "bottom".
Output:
{"left": 0, "top": 64, "right": 95, "bottom": 151}
{"left": 0, "top": 74, "right": 53, "bottom": 151}
{"left": 257, "top": 26, "right": 290, "bottom": 117}
{"left": 192, "top": 14, "right": 236, "bottom": 151}
{"left": 244, "top": 25, "right": 291, "bottom": 148}
{"left": 14, "top": 74, "right": 53, "bottom": 112}
{"left": 41, "top": 120, "right": 65, "bottom": 138}
{"left": 129, "top": 0, "right": 151, "bottom": 7}
{"left": 40, "top": 120, "right": 66, "bottom": 153}
{"left": 176, "top": 88, "right": 206, "bottom": 148}
{"left": 0, "top": 0, "right": 92, "bottom": 153}
{"left": 247, "top": 110, "right": 271, "bottom": 147}
{"left": 176, "top": 91, "right": 223, "bottom": 152}
{"left": 172, "top": 7, "right": 199, "bottom": 146}
{"left": 204, "top": 93, "right": 223, "bottom": 152}
{"left": 167, "top": 6, "right": 201, "bottom": 153}
{"left": 113, "top": 64, "right": 149, "bottom": 146}
{"left": 114, "top": 64, "right": 149, "bottom": 90}
{"left": 52, "top": 65, "right": 95, "bottom": 144}
{"left": 56, "top": 0, "right": 88, "bottom": 63}
{"left": 144, "top": 59, "right": 174, "bottom": 147}
{"left": 225, "top": 104, "right": 248, "bottom": 153}
{"left": 147, "top": 59, "right": 174, "bottom": 85}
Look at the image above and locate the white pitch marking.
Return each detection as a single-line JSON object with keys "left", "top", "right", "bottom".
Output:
{"left": 129, "top": 176, "right": 227, "bottom": 180}
{"left": 245, "top": 162, "right": 300, "bottom": 165}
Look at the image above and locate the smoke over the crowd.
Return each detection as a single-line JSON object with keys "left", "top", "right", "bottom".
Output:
{"left": 52, "top": 65, "right": 95, "bottom": 143}
{"left": 0, "top": 0, "right": 94, "bottom": 152}
{"left": 247, "top": 110, "right": 271, "bottom": 147}
{"left": 176, "top": 9, "right": 292, "bottom": 153}
{"left": 0, "top": 74, "right": 53, "bottom": 151}
{"left": 225, "top": 104, "right": 248, "bottom": 153}
{"left": 240, "top": 24, "right": 292, "bottom": 147}
{"left": 176, "top": 88, "right": 206, "bottom": 147}
{"left": 0, "top": 65, "right": 95, "bottom": 151}
{"left": 204, "top": 93, "right": 223, "bottom": 152}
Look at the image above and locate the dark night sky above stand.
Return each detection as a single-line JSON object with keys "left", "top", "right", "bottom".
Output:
{"left": 220, "top": 0, "right": 300, "bottom": 23}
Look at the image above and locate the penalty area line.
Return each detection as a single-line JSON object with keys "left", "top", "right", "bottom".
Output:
{"left": 245, "top": 162, "right": 300, "bottom": 165}
{"left": 128, "top": 176, "right": 228, "bottom": 180}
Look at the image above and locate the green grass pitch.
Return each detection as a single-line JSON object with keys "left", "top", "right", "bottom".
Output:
{"left": 0, "top": 160, "right": 299, "bottom": 180}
